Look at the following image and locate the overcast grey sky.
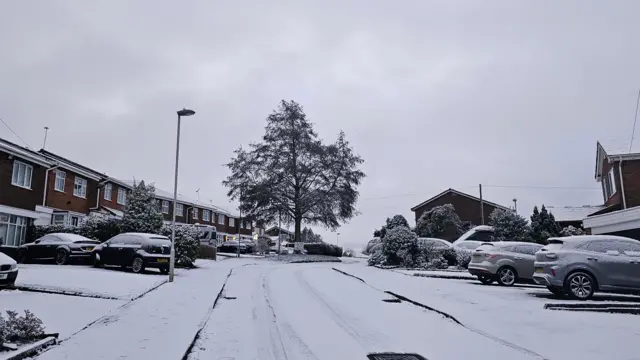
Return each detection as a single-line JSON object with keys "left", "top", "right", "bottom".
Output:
{"left": 2, "top": 1, "right": 640, "bottom": 249}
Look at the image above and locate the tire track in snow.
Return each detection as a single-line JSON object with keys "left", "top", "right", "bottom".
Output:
{"left": 333, "top": 266, "right": 548, "bottom": 360}
{"left": 294, "top": 267, "right": 387, "bottom": 352}
{"left": 260, "top": 267, "right": 320, "bottom": 360}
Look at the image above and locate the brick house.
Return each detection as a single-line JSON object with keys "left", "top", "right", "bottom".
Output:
{"left": 93, "top": 178, "right": 133, "bottom": 219}
{"left": 411, "top": 188, "right": 510, "bottom": 227}
{"left": 582, "top": 140, "right": 640, "bottom": 239}
{"left": 0, "top": 139, "right": 53, "bottom": 251}
{"left": 39, "top": 149, "right": 106, "bottom": 226}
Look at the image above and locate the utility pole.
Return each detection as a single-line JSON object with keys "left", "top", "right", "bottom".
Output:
{"left": 479, "top": 184, "right": 484, "bottom": 225}
{"left": 42, "top": 127, "right": 49, "bottom": 149}
{"left": 513, "top": 198, "right": 518, "bottom": 214}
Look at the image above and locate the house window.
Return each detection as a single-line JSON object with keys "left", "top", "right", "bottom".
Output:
{"left": 176, "top": 203, "right": 184, "bottom": 217}
{"left": 55, "top": 171, "right": 66, "bottom": 192}
{"left": 242, "top": 220, "right": 247, "bottom": 229}
{"left": 218, "top": 214, "right": 224, "bottom": 224}
{"left": 71, "top": 216, "right": 80, "bottom": 227}
{"left": 162, "top": 200, "right": 169, "bottom": 214}
{"left": 117, "top": 188, "right": 127, "bottom": 205}
{"left": 604, "top": 168, "right": 617, "bottom": 200}
{"left": 193, "top": 208, "right": 199, "bottom": 220}
{"left": 203, "top": 210, "right": 210, "bottom": 221}
{"left": 53, "top": 214, "right": 66, "bottom": 225}
{"left": 104, "top": 183, "right": 112, "bottom": 200}
{"left": 73, "top": 177, "right": 87, "bottom": 198}
{"left": 11, "top": 160, "right": 33, "bottom": 189}
{"left": 0, "top": 214, "right": 28, "bottom": 247}
{"left": 229, "top": 218, "right": 235, "bottom": 227}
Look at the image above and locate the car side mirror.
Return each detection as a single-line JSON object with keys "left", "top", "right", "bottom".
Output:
{"left": 103, "top": 243, "right": 109, "bottom": 247}
{"left": 606, "top": 250, "right": 620, "bottom": 256}
{"left": 34, "top": 239, "right": 40, "bottom": 244}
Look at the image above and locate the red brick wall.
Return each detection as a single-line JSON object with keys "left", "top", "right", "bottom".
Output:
{"left": 0, "top": 152, "right": 47, "bottom": 211}
{"left": 413, "top": 191, "right": 505, "bottom": 226}
{"left": 98, "top": 183, "right": 128, "bottom": 212}
{"left": 621, "top": 159, "right": 640, "bottom": 208}
{"left": 45, "top": 169, "right": 98, "bottom": 214}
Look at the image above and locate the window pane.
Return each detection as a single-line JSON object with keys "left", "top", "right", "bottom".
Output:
{"left": 25, "top": 166, "right": 32, "bottom": 188}
{"left": 12, "top": 162, "right": 19, "bottom": 184}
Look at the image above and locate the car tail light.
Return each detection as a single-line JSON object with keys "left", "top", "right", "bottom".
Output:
{"left": 545, "top": 253, "right": 558, "bottom": 259}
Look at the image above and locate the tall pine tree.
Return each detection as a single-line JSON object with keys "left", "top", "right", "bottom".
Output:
{"left": 223, "top": 100, "right": 365, "bottom": 241}
{"left": 530, "top": 205, "right": 561, "bottom": 244}
{"left": 121, "top": 181, "right": 164, "bottom": 234}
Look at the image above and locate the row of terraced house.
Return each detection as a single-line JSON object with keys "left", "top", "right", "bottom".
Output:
{"left": 0, "top": 137, "right": 253, "bottom": 251}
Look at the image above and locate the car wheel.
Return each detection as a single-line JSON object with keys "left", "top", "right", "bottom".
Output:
{"left": 131, "top": 257, "right": 145, "bottom": 274}
{"left": 92, "top": 254, "right": 102, "bottom": 268}
{"left": 496, "top": 266, "right": 517, "bottom": 286}
{"left": 479, "top": 276, "right": 494, "bottom": 285}
{"left": 17, "top": 251, "right": 29, "bottom": 264}
{"left": 564, "top": 271, "right": 595, "bottom": 300}
{"left": 55, "top": 249, "right": 69, "bottom": 265}
{"left": 547, "top": 286, "right": 565, "bottom": 297}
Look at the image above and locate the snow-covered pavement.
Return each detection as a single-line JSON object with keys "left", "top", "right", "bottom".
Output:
{"left": 334, "top": 261, "right": 640, "bottom": 360}
{"left": 188, "top": 263, "right": 539, "bottom": 360}
{"left": 34, "top": 259, "right": 252, "bottom": 360}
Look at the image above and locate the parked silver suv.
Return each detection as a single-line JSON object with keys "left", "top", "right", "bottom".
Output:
{"left": 533, "top": 235, "right": 640, "bottom": 300}
{"left": 468, "top": 242, "right": 543, "bottom": 286}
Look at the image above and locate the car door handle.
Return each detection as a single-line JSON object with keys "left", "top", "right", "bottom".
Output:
{"left": 515, "top": 257, "right": 523, "bottom": 260}
{"left": 587, "top": 257, "right": 598, "bottom": 261}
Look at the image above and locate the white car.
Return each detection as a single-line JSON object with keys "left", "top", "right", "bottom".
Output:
{"left": 0, "top": 252, "right": 18, "bottom": 288}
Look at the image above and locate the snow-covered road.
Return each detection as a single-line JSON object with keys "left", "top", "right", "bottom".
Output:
{"left": 188, "top": 263, "right": 539, "bottom": 360}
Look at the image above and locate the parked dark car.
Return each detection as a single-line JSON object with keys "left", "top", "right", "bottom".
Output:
{"left": 0, "top": 252, "right": 18, "bottom": 288}
{"left": 17, "top": 233, "right": 100, "bottom": 265}
{"left": 92, "top": 233, "right": 171, "bottom": 274}
{"left": 218, "top": 240, "right": 248, "bottom": 254}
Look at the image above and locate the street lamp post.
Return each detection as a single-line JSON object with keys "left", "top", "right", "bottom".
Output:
{"left": 170, "top": 108, "right": 195, "bottom": 283}
{"left": 336, "top": 232, "right": 340, "bottom": 246}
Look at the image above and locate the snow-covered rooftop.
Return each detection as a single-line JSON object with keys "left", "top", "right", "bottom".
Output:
{"left": 546, "top": 205, "right": 604, "bottom": 222}
{"left": 598, "top": 137, "right": 640, "bottom": 156}
{"left": 118, "top": 179, "right": 238, "bottom": 217}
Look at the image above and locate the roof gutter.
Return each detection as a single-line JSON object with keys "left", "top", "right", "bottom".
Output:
{"left": 42, "top": 165, "right": 60, "bottom": 206}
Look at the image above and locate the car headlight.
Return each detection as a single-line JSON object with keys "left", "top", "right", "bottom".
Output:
{"left": 10, "top": 264, "right": 17, "bottom": 271}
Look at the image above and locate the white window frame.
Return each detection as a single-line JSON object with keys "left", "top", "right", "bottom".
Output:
{"left": 162, "top": 200, "right": 170, "bottom": 214}
{"left": 229, "top": 218, "right": 235, "bottom": 227}
{"left": 0, "top": 214, "right": 28, "bottom": 246}
{"left": 604, "top": 168, "right": 617, "bottom": 200}
{"left": 193, "top": 208, "right": 199, "bottom": 220}
{"left": 176, "top": 203, "right": 184, "bottom": 217}
{"left": 54, "top": 170, "right": 66, "bottom": 192}
{"left": 52, "top": 214, "right": 66, "bottom": 225}
{"left": 117, "top": 188, "right": 127, "bottom": 205}
{"left": 73, "top": 176, "right": 87, "bottom": 198}
{"left": 218, "top": 214, "right": 224, "bottom": 224}
{"left": 11, "top": 160, "right": 33, "bottom": 189}
{"left": 203, "top": 210, "right": 210, "bottom": 221}
{"left": 104, "top": 183, "right": 112, "bottom": 201}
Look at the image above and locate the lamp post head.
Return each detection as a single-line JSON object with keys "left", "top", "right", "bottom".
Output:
{"left": 177, "top": 108, "right": 196, "bottom": 117}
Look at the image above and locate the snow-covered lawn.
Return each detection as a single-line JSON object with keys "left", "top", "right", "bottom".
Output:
{"left": 0, "top": 289, "right": 124, "bottom": 339}
{"left": 394, "top": 268, "right": 477, "bottom": 280}
{"left": 334, "top": 262, "right": 640, "bottom": 360}
{"left": 15, "top": 264, "right": 168, "bottom": 300}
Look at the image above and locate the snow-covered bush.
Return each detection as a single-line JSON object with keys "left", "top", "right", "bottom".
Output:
{"left": 78, "top": 216, "right": 122, "bottom": 242}
{"left": 386, "top": 215, "right": 410, "bottom": 231}
{"left": 489, "top": 209, "right": 532, "bottom": 242}
{"left": 367, "top": 248, "right": 386, "bottom": 266}
{"left": 160, "top": 224, "right": 200, "bottom": 267}
{"left": 0, "top": 310, "right": 44, "bottom": 344}
{"left": 121, "top": 181, "right": 164, "bottom": 234}
{"left": 530, "top": 205, "right": 561, "bottom": 244}
{"left": 454, "top": 248, "right": 473, "bottom": 269}
{"left": 343, "top": 248, "right": 355, "bottom": 257}
{"left": 415, "top": 204, "right": 463, "bottom": 241}
{"left": 382, "top": 226, "right": 418, "bottom": 266}
{"left": 414, "top": 241, "right": 451, "bottom": 270}
{"left": 362, "top": 237, "right": 381, "bottom": 255}
{"left": 256, "top": 235, "right": 271, "bottom": 254}
{"left": 560, "top": 225, "right": 585, "bottom": 237}
{"left": 304, "top": 243, "right": 343, "bottom": 257}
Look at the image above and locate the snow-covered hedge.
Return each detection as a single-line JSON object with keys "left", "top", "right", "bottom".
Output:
{"left": 303, "top": 243, "right": 343, "bottom": 257}
{"left": 0, "top": 310, "right": 44, "bottom": 345}
{"left": 560, "top": 225, "right": 585, "bottom": 236}
{"left": 342, "top": 248, "right": 355, "bottom": 257}
{"left": 160, "top": 224, "right": 200, "bottom": 267}
{"left": 29, "top": 216, "right": 122, "bottom": 243}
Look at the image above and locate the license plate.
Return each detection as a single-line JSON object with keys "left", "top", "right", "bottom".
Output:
{"left": 157, "top": 258, "right": 168, "bottom": 263}
{"left": 535, "top": 267, "right": 544, "bottom": 273}
{"left": 0, "top": 274, "right": 7, "bottom": 280}
{"left": 85, "top": 247, "right": 94, "bottom": 252}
